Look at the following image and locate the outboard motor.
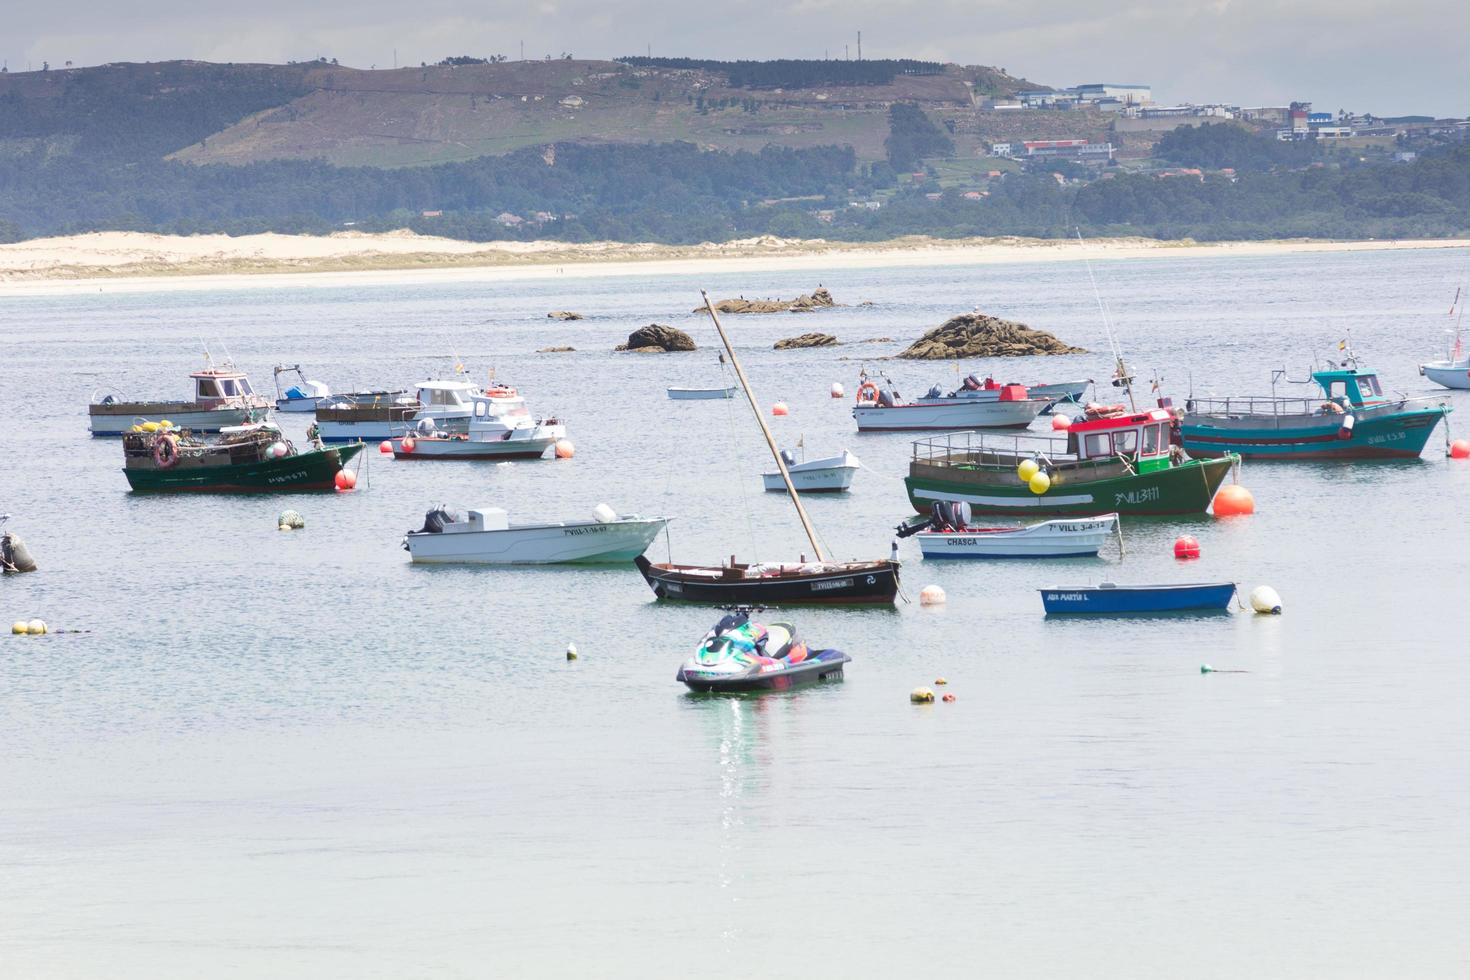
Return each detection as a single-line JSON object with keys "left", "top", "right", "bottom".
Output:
{"left": 951, "top": 500, "right": 972, "bottom": 528}
{"left": 780, "top": 449, "right": 797, "bottom": 467}
{"left": 962, "top": 374, "right": 982, "bottom": 391}
{"left": 1, "top": 516, "right": 36, "bottom": 573}
{"left": 877, "top": 388, "right": 896, "bottom": 408}
{"left": 417, "top": 507, "right": 460, "bottom": 534}
{"left": 415, "top": 418, "right": 438, "bottom": 437}
{"left": 924, "top": 385, "right": 942, "bottom": 399}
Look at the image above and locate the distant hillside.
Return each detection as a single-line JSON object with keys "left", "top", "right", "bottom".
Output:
{"left": 0, "top": 58, "right": 1042, "bottom": 169}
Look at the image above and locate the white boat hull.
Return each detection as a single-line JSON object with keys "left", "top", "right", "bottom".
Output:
{"left": 318, "top": 409, "right": 470, "bottom": 443}
{"left": 406, "top": 516, "right": 668, "bottom": 564}
{"left": 1422, "top": 361, "right": 1470, "bottom": 390}
{"left": 668, "top": 387, "right": 737, "bottom": 400}
{"left": 916, "top": 515, "right": 1118, "bottom": 559}
{"left": 762, "top": 451, "right": 859, "bottom": 493}
{"left": 854, "top": 399, "right": 1045, "bottom": 431}
{"left": 917, "top": 380, "right": 1091, "bottom": 407}
{"left": 89, "top": 406, "right": 260, "bottom": 436}
{"left": 392, "top": 424, "right": 565, "bottom": 460}
{"left": 275, "top": 397, "right": 324, "bottom": 413}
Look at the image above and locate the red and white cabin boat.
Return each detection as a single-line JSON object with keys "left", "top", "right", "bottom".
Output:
{"left": 852, "top": 376, "right": 1048, "bottom": 432}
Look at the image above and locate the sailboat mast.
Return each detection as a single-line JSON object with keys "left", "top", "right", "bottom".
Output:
{"left": 700, "top": 290, "right": 827, "bottom": 562}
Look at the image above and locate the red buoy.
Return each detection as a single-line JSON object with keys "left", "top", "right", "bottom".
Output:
{"left": 772, "top": 402, "right": 789, "bottom": 416}
{"left": 400, "top": 436, "right": 416, "bottom": 453}
{"left": 379, "top": 440, "right": 392, "bottom": 454}
{"left": 1451, "top": 439, "right": 1470, "bottom": 459}
{"left": 1213, "top": 484, "right": 1255, "bottom": 517}
{"left": 1051, "top": 414, "right": 1072, "bottom": 431}
{"left": 1173, "top": 534, "right": 1200, "bottom": 560}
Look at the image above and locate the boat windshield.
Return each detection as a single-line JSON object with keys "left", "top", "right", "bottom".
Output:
{"left": 1357, "top": 375, "right": 1382, "bottom": 398}
{"left": 238, "top": 378, "right": 254, "bottom": 395}
{"left": 424, "top": 387, "right": 468, "bottom": 406}
{"left": 197, "top": 378, "right": 221, "bottom": 398}
{"left": 219, "top": 378, "right": 240, "bottom": 396}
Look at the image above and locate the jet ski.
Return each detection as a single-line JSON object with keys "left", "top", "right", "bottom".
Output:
{"left": 676, "top": 608, "right": 850, "bottom": 692}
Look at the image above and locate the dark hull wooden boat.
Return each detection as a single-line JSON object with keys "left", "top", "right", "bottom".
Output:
{"left": 635, "top": 556, "right": 900, "bottom": 606}
{"left": 122, "top": 425, "right": 364, "bottom": 493}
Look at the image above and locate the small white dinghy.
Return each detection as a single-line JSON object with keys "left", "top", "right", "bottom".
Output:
{"left": 762, "top": 449, "right": 859, "bottom": 493}
{"left": 668, "top": 386, "right": 738, "bottom": 400}
{"left": 403, "top": 504, "right": 669, "bottom": 564}
{"left": 902, "top": 501, "right": 1119, "bottom": 559}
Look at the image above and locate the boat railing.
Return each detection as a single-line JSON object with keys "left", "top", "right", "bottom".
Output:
{"left": 1188, "top": 393, "right": 1449, "bottom": 418}
{"left": 911, "top": 429, "right": 1070, "bottom": 466}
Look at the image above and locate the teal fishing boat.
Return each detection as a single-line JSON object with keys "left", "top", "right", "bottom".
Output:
{"left": 1182, "top": 361, "right": 1451, "bottom": 460}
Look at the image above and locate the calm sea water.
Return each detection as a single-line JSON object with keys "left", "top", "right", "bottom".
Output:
{"left": 3, "top": 248, "right": 1470, "bottom": 978}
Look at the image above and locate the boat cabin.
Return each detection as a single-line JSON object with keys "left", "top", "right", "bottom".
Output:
{"left": 1067, "top": 408, "right": 1176, "bottom": 472}
{"left": 191, "top": 369, "right": 258, "bottom": 407}
{"left": 414, "top": 380, "right": 480, "bottom": 408}
{"left": 1312, "top": 368, "right": 1385, "bottom": 408}
{"left": 471, "top": 393, "right": 529, "bottom": 421}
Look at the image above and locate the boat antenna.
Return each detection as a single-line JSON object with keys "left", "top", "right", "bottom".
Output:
{"left": 216, "top": 337, "right": 235, "bottom": 368}
{"left": 700, "top": 289, "right": 826, "bottom": 562}
{"left": 1074, "top": 227, "right": 1134, "bottom": 410}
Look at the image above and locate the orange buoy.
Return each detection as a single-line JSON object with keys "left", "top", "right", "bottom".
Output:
{"left": 333, "top": 470, "right": 350, "bottom": 491}
{"left": 1213, "top": 484, "right": 1255, "bottom": 517}
{"left": 554, "top": 439, "right": 575, "bottom": 459}
{"left": 1173, "top": 534, "right": 1200, "bottom": 560}
{"left": 379, "top": 440, "right": 392, "bottom": 454}
{"left": 341, "top": 469, "right": 357, "bottom": 490}
{"left": 941, "top": 693, "right": 956, "bottom": 703}
{"left": 772, "top": 402, "right": 789, "bottom": 416}
{"left": 400, "top": 436, "right": 416, "bottom": 453}
{"left": 1051, "top": 414, "right": 1072, "bottom": 431}
{"left": 1451, "top": 439, "right": 1470, "bottom": 459}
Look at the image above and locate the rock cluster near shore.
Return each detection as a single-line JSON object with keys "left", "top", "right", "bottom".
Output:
{"left": 615, "top": 323, "right": 696, "bottom": 353}
{"left": 701, "top": 287, "right": 838, "bottom": 314}
{"left": 899, "top": 312, "right": 1086, "bottom": 359}
{"left": 774, "top": 332, "right": 838, "bottom": 350}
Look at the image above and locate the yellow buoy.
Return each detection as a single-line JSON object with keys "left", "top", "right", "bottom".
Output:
{"left": 910, "top": 687, "right": 936, "bottom": 704}
{"left": 11, "top": 622, "right": 26, "bottom": 635}
{"left": 1017, "top": 458, "right": 1040, "bottom": 483}
{"left": 1028, "top": 471, "right": 1051, "bottom": 495}
{"left": 141, "top": 421, "right": 161, "bottom": 432}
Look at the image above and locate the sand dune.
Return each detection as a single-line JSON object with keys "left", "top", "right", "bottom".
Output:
{"left": 2, "top": 229, "right": 1466, "bottom": 295}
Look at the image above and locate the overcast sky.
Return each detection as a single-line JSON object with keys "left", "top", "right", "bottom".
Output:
{"left": 6, "top": 0, "right": 1467, "bottom": 117}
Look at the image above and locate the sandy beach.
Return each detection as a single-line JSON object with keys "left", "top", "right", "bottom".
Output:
{"left": 1, "top": 229, "right": 1467, "bottom": 296}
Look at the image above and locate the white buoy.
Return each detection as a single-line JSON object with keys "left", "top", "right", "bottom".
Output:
{"left": 830, "top": 382, "right": 845, "bottom": 398}
{"left": 277, "top": 509, "right": 305, "bottom": 530}
{"left": 1249, "top": 585, "right": 1283, "bottom": 615}
{"left": 919, "top": 584, "right": 946, "bottom": 605}
{"left": 566, "top": 643, "right": 579, "bottom": 661}
{"left": 26, "top": 619, "right": 47, "bottom": 635}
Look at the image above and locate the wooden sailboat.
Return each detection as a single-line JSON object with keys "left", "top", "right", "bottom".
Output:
{"left": 634, "top": 291, "right": 901, "bottom": 605}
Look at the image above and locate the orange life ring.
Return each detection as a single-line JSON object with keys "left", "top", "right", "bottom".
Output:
{"left": 153, "top": 433, "right": 180, "bottom": 469}
{"left": 856, "top": 381, "right": 879, "bottom": 404}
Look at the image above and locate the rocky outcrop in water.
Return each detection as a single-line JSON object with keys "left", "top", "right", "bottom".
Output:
{"left": 547, "top": 311, "right": 584, "bottom": 321}
{"left": 700, "top": 287, "right": 838, "bottom": 314}
{"left": 774, "top": 332, "right": 838, "bottom": 350}
{"left": 615, "top": 323, "right": 696, "bottom": 353}
{"left": 537, "top": 346, "right": 576, "bottom": 353}
{"left": 898, "top": 313, "right": 1086, "bottom": 359}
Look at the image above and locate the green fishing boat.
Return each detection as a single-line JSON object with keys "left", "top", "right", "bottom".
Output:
{"left": 904, "top": 407, "right": 1238, "bottom": 517}
{"left": 122, "top": 422, "right": 364, "bottom": 493}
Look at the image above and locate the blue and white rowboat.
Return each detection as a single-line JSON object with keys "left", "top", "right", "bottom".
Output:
{"left": 1040, "top": 581, "right": 1236, "bottom": 614}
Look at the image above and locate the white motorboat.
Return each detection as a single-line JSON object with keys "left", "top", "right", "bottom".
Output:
{"left": 762, "top": 449, "right": 859, "bottom": 493}
{"left": 316, "top": 379, "right": 486, "bottom": 442}
{"left": 903, "top": 503, "right": 1119, "bottom": 559}
{"left": 1422, "top": 360, "right": 1470, "bottom": 390}
{"left": 88, "top": 362, "right": 272, "bottom": 436}
{"left": 668, "top": 386, "right": 737, "bottom": 400}
{"left": 918, "top": 375, "right": 1092, "bottom": 410}
{"left": 1420, "top": 289, "right": 1469, "bottom": 390}
{"left": 853, "top": 375, "right": 1047, "bottom": 432}
{"left": 272, "top": 364, "right": 332, "bottom": 412}
{"left": 392, "top": 391, "right": 566, "bottom": 460}
{"left": 403, "top": 504, "right": 668, "bottom": 564}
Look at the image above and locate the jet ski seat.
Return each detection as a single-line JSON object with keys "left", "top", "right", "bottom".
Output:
{"left": 763, "top": 623, "right": 794, "bottom": 657}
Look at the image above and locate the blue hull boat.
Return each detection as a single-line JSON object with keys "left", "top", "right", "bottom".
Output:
{"left": 1040, "top": 582, "right": 1236, "bottom": 614}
